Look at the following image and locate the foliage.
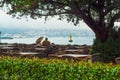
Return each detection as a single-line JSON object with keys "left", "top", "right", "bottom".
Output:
{"left": 0, "top": 56, "right": 120, "bottom": 80}
{"left": 1, "top": 0, "right": 120, "bottom": 24}
{"left": 0, "top": 0, "right": 120, "bottom": 42}
{"left": 92, "top": 28, "right": 120, "bottom": 62}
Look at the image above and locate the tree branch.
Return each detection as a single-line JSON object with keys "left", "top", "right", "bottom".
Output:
{"left": 73, "top": 1, "right": 98, "bottom": 31}
{"left": 108, "top": 12, "right": 120, "bottom": 29}
{"left": 44, "top": 0, "right": 68, "bottom": 6}
{"left": 27, "top": 11, "right": 72, "bottom": 17}
{"left": 104, "top": 6, "right": 114, "bottom": 16}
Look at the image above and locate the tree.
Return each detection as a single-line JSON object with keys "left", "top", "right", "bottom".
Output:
{"left": 0, "top": 0, "right": 120, "bottom": 42}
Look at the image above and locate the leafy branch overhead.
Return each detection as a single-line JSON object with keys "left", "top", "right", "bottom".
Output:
{"left": 0, "top": 0, "right": 120, "bottom": 42}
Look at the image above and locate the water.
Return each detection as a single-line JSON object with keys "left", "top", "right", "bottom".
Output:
{"left": 1, "top": 36, "right": 95, "bottom": 45}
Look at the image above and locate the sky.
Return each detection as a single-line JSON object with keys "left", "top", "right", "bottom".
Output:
{"left": 0, "top": 10, "right": 91, "bottom": 30}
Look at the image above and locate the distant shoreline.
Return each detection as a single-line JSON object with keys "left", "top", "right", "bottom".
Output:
{"left": 1, "top": 37, "right": 13, "bottom": 39}
{"left": 0, "top": 37, "right": 94, "bottom": 45}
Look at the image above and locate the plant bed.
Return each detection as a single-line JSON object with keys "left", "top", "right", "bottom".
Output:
{"left": 0, "top": 56, "right": 120, "bottom": 80}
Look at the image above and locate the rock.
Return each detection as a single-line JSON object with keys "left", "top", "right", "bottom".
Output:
{"left": 92, "top": 53, "right": 102, "bottom": 62}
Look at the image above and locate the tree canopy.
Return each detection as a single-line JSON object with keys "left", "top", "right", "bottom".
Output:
{"left": 0, "top": 0, "right": 120, "bottom": 42}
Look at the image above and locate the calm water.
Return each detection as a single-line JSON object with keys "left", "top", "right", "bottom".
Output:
{"left": 1, "top": 37, "right": 95, "bottom": 45}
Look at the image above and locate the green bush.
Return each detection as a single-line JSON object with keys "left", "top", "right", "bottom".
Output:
{"left": 92, "top": 37, "right": 120, "bottom": 62}
{"left": 0, "top": 56, "right": 120, "bottom": 80}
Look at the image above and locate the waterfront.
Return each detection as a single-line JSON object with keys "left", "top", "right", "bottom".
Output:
{"left": 1, "top": 36, "right": 95, "bottom": 45}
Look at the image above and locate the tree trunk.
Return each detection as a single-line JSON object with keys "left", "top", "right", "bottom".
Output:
{"left": 82, "top": 15, "right": 109, "bottom": 43}
{"left": 76, "top": 8, "right": 109, "bottom": 43}
{"left": 95, "top": 27, "right": 108, "bottom": 43}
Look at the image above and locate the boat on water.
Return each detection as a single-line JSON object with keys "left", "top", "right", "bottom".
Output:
{"left": 0, "top": 37, "right": 13, "bottom": 39}
{"left": 69, "top": 34, "right": 73, "bottom": 42}
{"left": 0, "top": 32, "right": 13, "bottom": 39}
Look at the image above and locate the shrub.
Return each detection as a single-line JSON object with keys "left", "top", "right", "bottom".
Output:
{"left": 92, "top": 37, "right": 120, "bottom": 62}
{"left": 0, "top": 56, "right": 120, "bottom": 80}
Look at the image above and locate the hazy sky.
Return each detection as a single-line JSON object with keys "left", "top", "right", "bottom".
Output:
{"left": 0, "top": 10, "right": 91, "bottom": 30}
